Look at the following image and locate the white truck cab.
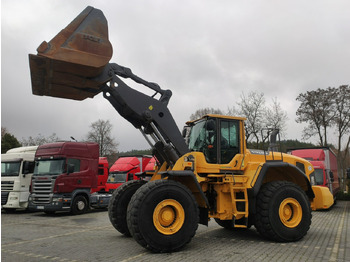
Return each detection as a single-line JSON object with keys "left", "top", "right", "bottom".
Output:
{"left": 1, "top": 146, "right": 38, "bottom": 211}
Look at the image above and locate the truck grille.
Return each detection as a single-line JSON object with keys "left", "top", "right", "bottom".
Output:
{"left": 1, "top": 181, "right": 14, "bottom": 191}
{"left": 1, "top": 192, "right": 9, "bottom": 205}
{"left": 31, "top": 177, "right": 55, "bottom": 204}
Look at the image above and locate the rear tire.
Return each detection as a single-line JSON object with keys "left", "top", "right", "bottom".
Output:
{"left": 71, "top": 195, "right": 88, "bottom": 215}
{"left": 255, "top": 181, "right": 311, "bottom": 242}
{"left": 108, "top": 180, "right": 147, "bottom": 236}
{"left": 127, "top": 180, "right": 199, "bottom": 253}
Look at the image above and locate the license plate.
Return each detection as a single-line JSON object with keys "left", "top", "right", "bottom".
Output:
{"left": 37, "top": 206, "right": 44, "bottom": 210}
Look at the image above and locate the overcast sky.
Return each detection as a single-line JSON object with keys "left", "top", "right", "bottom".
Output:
{"left": 1, "top": 0, "right": 349, "bottom": 152}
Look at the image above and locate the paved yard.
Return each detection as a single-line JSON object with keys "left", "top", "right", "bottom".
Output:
{"left": 1, "top": 201, "right": 349, "bottom": 262}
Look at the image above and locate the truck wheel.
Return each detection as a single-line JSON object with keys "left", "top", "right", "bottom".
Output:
{"left": 255, "top": 181, "right": 311, "bottom": 242}
{"left": 127, "top": 180, "right": 199, "bottom": 253}
{"left": 71, "top": 195, "right": 88, "bottom": 215}
{"left": 108, "top": 180, "right": 147, "bottom": 236}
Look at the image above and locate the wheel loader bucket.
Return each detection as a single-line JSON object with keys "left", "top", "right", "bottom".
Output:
{"left": 29, "top": 6, "right": 113, "bottom": 100}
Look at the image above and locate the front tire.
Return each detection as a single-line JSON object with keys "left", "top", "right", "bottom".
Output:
{"left": 71, "top": 195, "right": 88, "bottom": 215}
{"left": 127, "top": 180, "right": 199, "bottom": 253}
{"left": 255, "top": 181, "right": 311, "bottom": 242}
{"left": 108, "top": 180, "right": 147, "bottom": 236}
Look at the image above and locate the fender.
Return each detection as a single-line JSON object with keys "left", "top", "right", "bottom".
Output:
{"left": 71, "top": 189, "right": 91, "bottom": 205}
{"left": 160, "top": 170, "right": 209, "bottom": 226}
{"left": 250, "top": 161, "right": 315, "bottom": 199}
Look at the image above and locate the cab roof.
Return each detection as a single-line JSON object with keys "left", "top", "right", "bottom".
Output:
{"left": 186, "top": 114, "right": 246, "bottom": 125}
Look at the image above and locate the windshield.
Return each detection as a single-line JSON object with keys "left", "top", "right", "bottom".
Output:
{"left": 314, "top": 169, "right": 324, "bottom": 185}
{"left": 34, "top": 159, "right": 65, "bottom": 176}
{"left": 1, "top": 162, "right": 21, "bottom": 177}
{"left": 188, "top": 120, "right": 208, "bottom": 152}
{"left": 107, "top": 172, "right": 128, "bottom": 183}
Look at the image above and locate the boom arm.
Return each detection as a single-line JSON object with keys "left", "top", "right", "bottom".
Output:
{"left": 97, "top": 63, "right": 189, "bottom": 165}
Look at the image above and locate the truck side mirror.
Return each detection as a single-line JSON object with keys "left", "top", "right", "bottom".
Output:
{"left": 67, "top": 164, "right": 75, "bottom": 175}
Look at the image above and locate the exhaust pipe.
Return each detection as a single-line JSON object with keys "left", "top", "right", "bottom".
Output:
{"left": 29, "top": 6, "right": 113, "bottom": 100}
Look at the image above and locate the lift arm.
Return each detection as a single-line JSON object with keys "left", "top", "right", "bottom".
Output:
{"left": 98, "top": 63, "right": 189, "bottom": 165}
{"left": 28, "top": 6, "right": 189, "bottom": 166}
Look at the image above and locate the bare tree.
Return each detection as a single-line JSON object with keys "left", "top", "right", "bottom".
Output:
{"left": 86, "top": 119, "right": 118, "bottom": 156}
{"left": 333, "top": 85, "right": 350, "bottom": 153}
{"left": 332, "top": 85, "right": 350, "bottom": 190}
{"left": 238, "top": 91, "right": 265, "bottom": 144}
{"left": 226, "top": 106, "right": 238, "bottom": 117}
{"left": 265, "top": 97, "right": 288, "bottom": 138}
{"left": 189, "top": 107, "right": 224, "bottom": 121}
{"left": 296, "top": 88, "right": 335, "bottom": 146}
{"left": 21, "top": 133, "right": 60, "bottom": 146}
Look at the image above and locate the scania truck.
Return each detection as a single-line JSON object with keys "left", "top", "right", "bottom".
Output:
{"left": 28, "top": 142, "right": 110, "bottom": 215}
{"left": 1, "top": 146, "right": 38, "bottom": 211}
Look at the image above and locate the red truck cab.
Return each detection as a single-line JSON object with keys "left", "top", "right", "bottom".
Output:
{"left": 289, "top": 148, "right": 340, "bottom": 198}
{"left": 106, "top": 156, "right": 152, "bottom": 193}
{"left": 92, "top": 157, "right": 109, "bottom": 193}
{"left": 29, "top": 142, "right": 110, "bottom": 214}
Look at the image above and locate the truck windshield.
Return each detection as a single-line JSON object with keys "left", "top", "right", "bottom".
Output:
{"left": 314, "top": 168, "right": 324, "bottom": 185}
{"left": 34, "top": 159, "right": 65, "bottom": 176}
{"left": 107, "top": 172, "right": 128, "bottom": 183}
{"left": 1, "top": 162, "right": 21, "bottom": 177}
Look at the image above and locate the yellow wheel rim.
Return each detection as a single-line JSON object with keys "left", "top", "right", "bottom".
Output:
{"left": 279, "top": 198, "right": 302, "bottom": 228}
{"left": 153, "top": 199, "right": 185, "bottom": 235}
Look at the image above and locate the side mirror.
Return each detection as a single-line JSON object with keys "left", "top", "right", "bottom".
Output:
{"left": 182, "top": 126, "right": 189, "bottom": 137}
{"left": 67, "top": 164, "right": 75, "bottom": 175}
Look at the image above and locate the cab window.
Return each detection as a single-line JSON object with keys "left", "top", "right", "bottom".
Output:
{"left": 220, "top": 120, "right": 240, "bottom": 164}
{"left": 67, "top": 158, "right": 80, "bottom": 173}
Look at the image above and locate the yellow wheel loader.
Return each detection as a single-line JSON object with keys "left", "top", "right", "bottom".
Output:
{"left": 28, "top": 6, "right": 334, "bottom": 253}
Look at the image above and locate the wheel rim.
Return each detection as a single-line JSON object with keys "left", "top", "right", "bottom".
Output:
{"left": 77, "top": 200, "right": 85, "bottom": 210}
{"left": 153, "top": 199, "right": 185, "bottom": 235}
{"left": 279, "top": 198, "right": 302, "bottom": 228}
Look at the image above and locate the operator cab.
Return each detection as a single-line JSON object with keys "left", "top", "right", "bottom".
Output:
{"left": 184, "top": 115, "right": 246, "bottom": 164}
